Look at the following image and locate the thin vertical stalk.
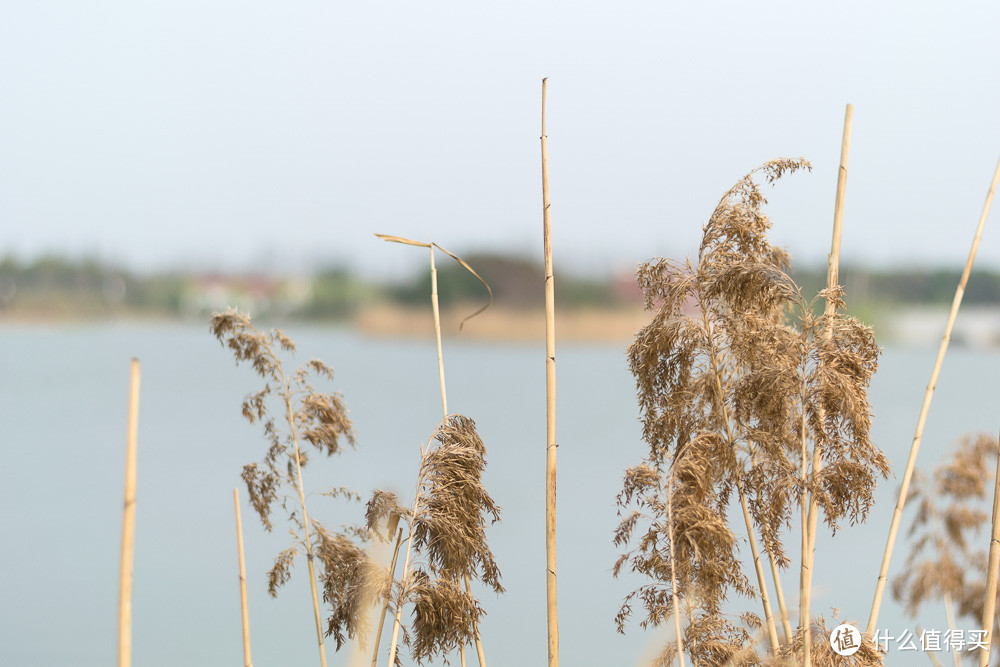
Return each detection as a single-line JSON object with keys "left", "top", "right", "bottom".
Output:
{"left": 805, "top": 102, "right": 853, "bottom": 578}
{"left": 371, "top": 529, "right": 404, "bottom": 667}
{"left": 467, "top": 577, "right": 487, "bottom": 666}
{"left": 800, "top": 105, "right": 854, "bottom": 665}
{"left": 541, "top": 76, "right": 560, "bottom": 667}
{"left": 944, "top": 593, "right": 961, "bottom": 667}
{"left": 977, "top": 435, "right": 1000, "bottom": 667}
{"left": 916, "top": 626, "right": 945, "bottom": 667}
{"left": 430, "top": 246, "right": 448, "bottom": 417}
{"left": 233, "top": 489, "right": 254, "bottom": 667}
{"left": 868, "top": 156, "right": 1000, "bottom": 635}
{"left": 798, "top": 381, "right": 812, "bottom": 666}
{"left": 280, "top": 363, "right": 328, "bottom": 667}
{"left": 766, "top": 548, "right": 793, "bottom": 644}
{"left": 666, "top": 471, "right": 686, "bottom": 667}
{"left": 387, "top": 455, "right": 429, "bottom": 667}
{"left": 118, "top": 358, "right": 141, "bottom": 667}
{"left": 699, "top": 303, "right": 780, "bottom": 654}
{"left": 753, "top": 448, "right": 793, "bottom": 644}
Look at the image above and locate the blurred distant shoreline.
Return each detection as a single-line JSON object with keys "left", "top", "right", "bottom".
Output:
{"left": 3, "top": 253, "right": 1000, "bottom": 346}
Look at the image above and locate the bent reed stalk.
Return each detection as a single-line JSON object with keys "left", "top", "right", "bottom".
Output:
{"left": 375, "top": 234, "right": 497, "bottom": 666}
{"left": 868, "top": 155, "right": 1000, "bottom": 635}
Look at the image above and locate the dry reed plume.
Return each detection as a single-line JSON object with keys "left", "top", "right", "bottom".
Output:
{"left": 367, "top": 416, "right": 503, "bottom": 665}
{"left": 615, "top": 159, "right": 888, "bottom": 664}
{"left": 211, "top": 309, "right": 359, "bottom": 666}
{"left": 368, "top": 236, "right": 502, "bottom": 666}
{"left": 893, "top": 433, "right": 1000, "bottom": 664}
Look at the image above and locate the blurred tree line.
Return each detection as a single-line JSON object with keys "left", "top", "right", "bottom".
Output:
{"left": 3, "top": 253, "right": 1000, "bottom": 321}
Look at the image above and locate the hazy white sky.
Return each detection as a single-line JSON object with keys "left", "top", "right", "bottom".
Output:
{"left": 2, "top": 1, "right": 999, "bottom": 276}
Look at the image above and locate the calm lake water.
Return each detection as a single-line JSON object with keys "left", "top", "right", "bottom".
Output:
{"left": 1, "top": 322, "right": 997, "bottom": 666}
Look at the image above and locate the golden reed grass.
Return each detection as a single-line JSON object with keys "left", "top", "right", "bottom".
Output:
{"left": 373, "top": 236, "right": 500, "bottom": 666}
{"left": 212, "top": 310, "right": 357, "bottom": 667}
{"left": 616, "top": 158, "right": 887, "bottom": 665}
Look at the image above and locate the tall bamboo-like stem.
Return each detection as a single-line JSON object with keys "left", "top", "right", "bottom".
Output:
{"left": 805, "top": 102, "right": 853, "bottom": 584}
{"left": 371, "top": 529, "right": 403, "bottom": 667}
{"left": 665, "top": 471, "right": 686, "bottom": 667}
{"left": 753, "top": 448, "right": 793, "bottom": 644}
{"left": 279, "top": 363, "right": 328, "bottom": 667}
{"left": 233, "top": 489, "right": 254, "bottom": 667}
{"left": 699, "top": 306, "right": 781, "bottom": 654}
{"left": 541, "top": 76, "right": 560, "bottom": 667}
{"left": 977, "top": 434, "right": 1000, "bottom": 667}
{"left": 799, "top": 105, "right": 853, "bottom": 663}
{"left": 868, "top": 156, "right": 1000, "bottom": 635}
{"left": 118, "top": 358, "right": 141, "bottom": 667}
{"left": 428, "top": 246, "right": 486, "bottom": 667}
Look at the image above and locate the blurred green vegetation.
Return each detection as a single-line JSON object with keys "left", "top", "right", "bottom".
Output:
{"left": 2, "top": 253, "right": 1000, "bottom": 323}
{"left": 386, "top": 253, "right": 621, "bottom": 309}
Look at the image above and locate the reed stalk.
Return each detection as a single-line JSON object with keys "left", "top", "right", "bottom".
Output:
{"left": 665, "top": 470, "right": 685, "bottom": 667}
{"left": 800, "top": 103, "right": 854, "bottom": 666}
{"left": 944, "top": 593, "right": 961, "bottom": 667}
{"left": 766, "top": 548, "right": 793, "bottom": 644}
{"left": 118, "top": 358, "right": 141, "bottom": 667}
{"left": 541, "top": 75, "right": 560, "bottom": 667}
{"left": 280, "top": 362, "right": 329, "bottom": 667}
{"left": 867, "top": 155, "right": 1000, "bottom": 635}
{"left": 370, "top": 529, "right": 403, "bottom": 667}
{"left": 233, "top": 488, "right": 253, "bottom": 667}
{"left": 804, "top": 102, "right": 852, "bottom": 583}
{"left": 977, "top": 433, "right": 1000, "bottom": 667}
{"left": 916, "top": 626, "right": 944, "bottom": 667}
{"left": 798, "top": 379, "right": 812, "bottom": 665}
{"left": 701, "top": 306, "right": 781, "bottom": 655}
{"left": 386, "top": 458, "right": 426, "bottom": 667}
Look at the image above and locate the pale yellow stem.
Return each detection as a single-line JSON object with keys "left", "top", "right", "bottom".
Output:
{"left": 234, "top": 489, "right": 253, "bottom": 667}
{"left": 977, "top": 436, "right": 1000, "bottom": 667}
{"left": 541, "top": 76, "right": 560, "bottom": 667}
{"left": 118, "top": 359, "right": 141, "bottom": 667}
{"left": 868, "top": 156, "right": 1000, "bottom": 635}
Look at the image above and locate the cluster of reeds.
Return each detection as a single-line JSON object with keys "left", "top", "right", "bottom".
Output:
{"left": 210, "top": 299, "right": 504, "bottom": 666}
{"left": 615, "top": 157, "right": 889, "bottom": 664}
{"left": 104, "top": 86, "right": 1000, "bottom": 667}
